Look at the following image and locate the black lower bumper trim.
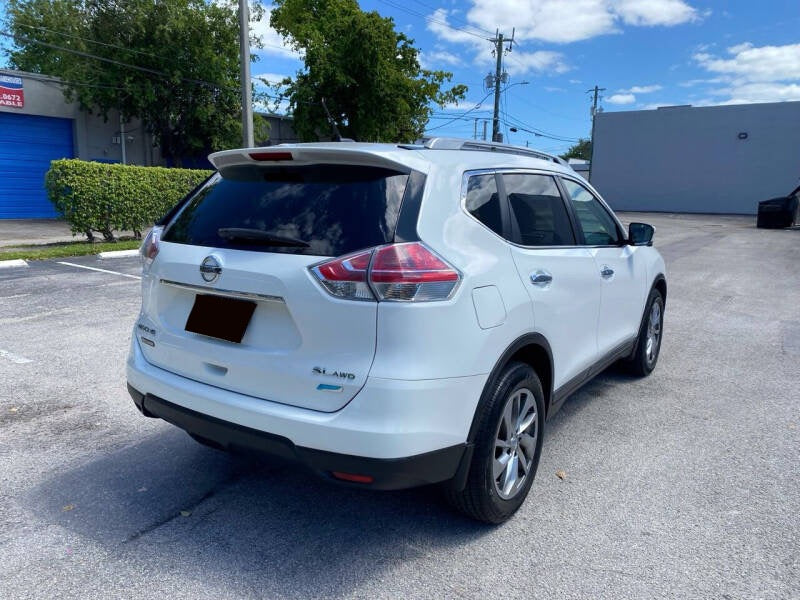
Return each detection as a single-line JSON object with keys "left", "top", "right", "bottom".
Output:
{"left": 127, "top": 384, "right": 466, "bottom": 490}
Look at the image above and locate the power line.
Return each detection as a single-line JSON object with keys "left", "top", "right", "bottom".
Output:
{"left": 16, "top": 15, "right": 298, "bottom": 63}
{"left": 505, "top": 86, "right": 585, "bottom": 123}
{"left": 502, "top": 110, "right": 580, "bottom": 142}
{"left": 424, "top": 89, "right": 494, "bottom": 132}
{"left": 15, "top": 23, "right": 177, "bottom": 64}
{"left": 0, "top": 30, "right": 231, "bottom": 90}
{"left": 374, "top": 0, "right": 489, "bottom": 40}
{"left": 0, "top": 68, "right": 126, "bottom": 91}
{"left": 404, "top": 0, "right": 495, "bottom": 37}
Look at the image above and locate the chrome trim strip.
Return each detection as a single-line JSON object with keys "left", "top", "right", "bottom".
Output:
{"left": 159, "top": 279, "right": 285, "bottom": 303}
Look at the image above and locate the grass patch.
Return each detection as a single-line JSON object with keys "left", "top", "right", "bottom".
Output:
{"left": 0, "top": 239, "right": 141, "bottom": 261}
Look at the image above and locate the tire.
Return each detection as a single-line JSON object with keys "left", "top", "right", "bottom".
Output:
{"left": 445, "top": 361, "right": 545, "bottom": 524}
{"left": 625, "top": 288, "right": 664, "bottom": 377}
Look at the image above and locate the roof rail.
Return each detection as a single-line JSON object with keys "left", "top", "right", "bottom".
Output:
{"left": 416, "top": 137, "right": 570, "bottom": 167}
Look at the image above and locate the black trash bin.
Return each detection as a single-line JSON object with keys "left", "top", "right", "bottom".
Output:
{"left": 757, "top": 186, "right": 799, "bottom": 229}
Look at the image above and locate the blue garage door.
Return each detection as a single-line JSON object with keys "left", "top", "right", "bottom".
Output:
{"left": 0, "top": 112, "right": 74, "bottom": 218}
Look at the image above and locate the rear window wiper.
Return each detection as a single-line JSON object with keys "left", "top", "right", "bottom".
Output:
{"left": 217, "top": 228, "right": 310, "bottom": 248}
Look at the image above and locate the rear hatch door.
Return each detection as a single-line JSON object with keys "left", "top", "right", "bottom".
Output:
{"left": 139, "top": 161, "right": 412, "bottom": 412}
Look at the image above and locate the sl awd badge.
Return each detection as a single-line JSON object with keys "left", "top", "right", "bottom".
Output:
{"left": 313, "top": 367, "right": 356, "bottom": 380}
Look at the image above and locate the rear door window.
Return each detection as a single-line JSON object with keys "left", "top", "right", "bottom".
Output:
{"left": 465, "top": 173, "right": 503, "bottom": 236}
{"left": 503, "top": 173, "right": 576, "bottom": 246}
{"left": 162, "top": 164, "right": 410, "bottom": 256}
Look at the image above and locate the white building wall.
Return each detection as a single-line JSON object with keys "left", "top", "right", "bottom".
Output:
{"left": 591, "top": 102, "right": 800, "bottom": 214}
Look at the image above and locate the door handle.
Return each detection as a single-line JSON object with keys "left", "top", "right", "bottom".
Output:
{"left": 530, "top": 270, "right": 553, "bottom": 286}
{"left": 600, "top": 265, "right": 614, "bottom": 279}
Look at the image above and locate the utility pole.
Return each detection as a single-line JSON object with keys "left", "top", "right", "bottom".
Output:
{"left": 587, "top": 85, "right": 605, "bottom": 119}
{"left": 489, "top": 29, "right": 514, "bottom": 143}
{"left": 473, "top": 118, "right": 478, "bottom": 140}
{"left": 586, "top": 85, "right": 605, "bottom": 181}
{"left": 239, "top": 0, "right": 254, "bottom": 147}
{"left": 119, "top": 113, "right": 126, "bottom": 165}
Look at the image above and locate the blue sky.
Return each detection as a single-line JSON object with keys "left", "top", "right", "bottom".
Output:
{"left": 3, "top": 1, "right": 799, "bottom": 155}
{"left": 250, "top": 0, "right": 800, "bottom": 153}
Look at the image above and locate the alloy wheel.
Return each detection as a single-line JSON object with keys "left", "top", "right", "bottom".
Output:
{"left": 493, "top": 388, "right": 538, "bottom": 500}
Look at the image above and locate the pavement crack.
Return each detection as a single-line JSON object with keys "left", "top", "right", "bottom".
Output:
{"left": 122, "top": 471, "right": 243, "bottom": 544}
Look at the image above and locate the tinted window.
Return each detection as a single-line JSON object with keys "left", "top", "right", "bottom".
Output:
{"left": 503, "top": 173, "right": 575, "bottom": 246}
{"left": 465, "top": 173, "right": 502, "bottom": 236}
{"left": 562, "top": 179, "right": 621, "bottom": 246}
{"left": 162, "top": 165, "right": 409, "bottom": 256}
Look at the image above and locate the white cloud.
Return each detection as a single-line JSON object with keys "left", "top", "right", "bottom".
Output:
{"left": 693, "top": 42, "right": 800, "bottom": 104}
{"left": 622, "top": 84, "right": 662, "bottom": 94}
{"left": 426, "top": 9, "right": 482, "bottom": 46}
{"left": 419, "top": 50, "right": 464, "bottom": 69}
{"left": 607, "top": 93, "right": 637, "bottom": 104}
{"left": 465, "top": 0, "right": 617, "bottom": 44}
{"left": 250, "top": 5, "right": 302, "bottom": 59}
{"left": 714, "top": 82, "right": 800, "bottom": 104}
{"left": 430, "top": 0, "right": 699, "bottom": 49}
{"left": 694, "top": 43, "right": 800, "bottom": 83}
{"left": 426, "top": 9, "right": 571, "bottom": 75}
{"left": 613, "top": 0, "right": 699, "bottom": 26}
{"left": 509, "top": 51, "right": 571, "bottom": 74}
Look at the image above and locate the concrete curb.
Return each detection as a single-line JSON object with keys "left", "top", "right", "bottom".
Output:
{"left": 0, "top": 259, "right": 29, "bottom": 269}
{"left": 98, "top": 249, "right": 140, "bottom": 259}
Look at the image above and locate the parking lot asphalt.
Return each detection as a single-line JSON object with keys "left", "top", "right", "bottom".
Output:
{"left": 1, "top": 213, "right": 798, "bottom": 599}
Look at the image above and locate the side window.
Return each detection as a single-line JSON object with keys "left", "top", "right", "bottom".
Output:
{"left": 503, "top": 173, "right": 575, "bottom": 246}
{"left": 465, "top": 173, "right": 503, "bottom": 236}
{"left": 562, "top": 179, "right": 621, "bottom": 246}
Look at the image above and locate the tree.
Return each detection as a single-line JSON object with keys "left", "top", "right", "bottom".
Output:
{"left": 560, "top": 138, "right": 592, "bottom": 161}
{"left": 4, "top": 0, "right": 263, "bottom": 165}
{"left": 270, "top": 0, "right": 467, "bottom": 142}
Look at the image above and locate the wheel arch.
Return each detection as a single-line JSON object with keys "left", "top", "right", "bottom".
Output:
{"left": 652, "top": 274, "right": 667, "bottom": 304}
{"left": 466, "top": 333, "right": 554, "bottom": 446}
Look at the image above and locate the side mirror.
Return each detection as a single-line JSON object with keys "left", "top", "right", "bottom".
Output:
{"left": 628, "top": 222, "right": 655, "bottom": 246}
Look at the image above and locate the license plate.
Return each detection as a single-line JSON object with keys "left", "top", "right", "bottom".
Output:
{"left": 185, "top": 294, "right": 256, "bottom": 343}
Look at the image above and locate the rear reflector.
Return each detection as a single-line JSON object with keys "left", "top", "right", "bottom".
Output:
{"left": 311, "top": 242, "right": 460, "bottom": 302}
{"left": 332, "top": 472, "right": 374, "bottom": 484}
{"left": 249, "top": 151, "right": 293, "bottom": 161}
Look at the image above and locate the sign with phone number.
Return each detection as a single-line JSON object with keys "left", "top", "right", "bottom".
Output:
{"left": 0, "top": 75, "right": 24, "bottom": 108}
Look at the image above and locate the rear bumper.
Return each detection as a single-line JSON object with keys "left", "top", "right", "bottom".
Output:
{"left": 128, "top": 384, "right": 467, "bottom": 490}
{"left": 126, "top": 337, "right": 485, "bottom": 489}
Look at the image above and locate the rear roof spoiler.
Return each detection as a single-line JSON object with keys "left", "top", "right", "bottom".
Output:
{"left": 209, "top": 147, "right": 414, "bottom": 173}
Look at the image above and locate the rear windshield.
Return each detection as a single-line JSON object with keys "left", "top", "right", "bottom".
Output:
{"left": 162, "top": 164, "right": 410, "bottom": 256}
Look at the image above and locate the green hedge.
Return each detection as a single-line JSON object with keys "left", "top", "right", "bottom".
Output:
{"left": 45, "top": 159, "right": 213, "bottom": 241}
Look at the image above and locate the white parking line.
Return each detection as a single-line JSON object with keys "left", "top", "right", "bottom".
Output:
{"left": 57, "top": 261, "right": 141, "bottom": 280}
{"left": 0, "top": 348, "right": 33, "bottom": 364}
{"left": 98, "top": 249, "right": 140, "bottom": 259}
{"left": 0, "top": 259, "right": 29, "bottom": 269}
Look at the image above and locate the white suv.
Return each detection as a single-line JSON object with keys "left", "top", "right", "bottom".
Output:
{"left": 126, "top": 138, "right": 666, "bottom": 523}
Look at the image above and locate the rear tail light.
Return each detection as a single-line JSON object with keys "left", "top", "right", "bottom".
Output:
{"left": 370, "top": 242, "right": 459, "bottom": 301}
{"left": 310, "top": 242, "right": 460, "bottom": 302}
{"left": 310, "top": 248, "right": 374, "bottom": 301}
{"left": 140, "top": 226, "right": 162, "bottom": 268}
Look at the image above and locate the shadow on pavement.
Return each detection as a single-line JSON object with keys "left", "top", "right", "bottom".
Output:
{"left": 25, "top": 425, "right": 492, "bottom": 596}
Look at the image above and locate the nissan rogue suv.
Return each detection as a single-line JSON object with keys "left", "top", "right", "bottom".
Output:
{"left": 126, "top": 138, "right": 666, "bottom": 523}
